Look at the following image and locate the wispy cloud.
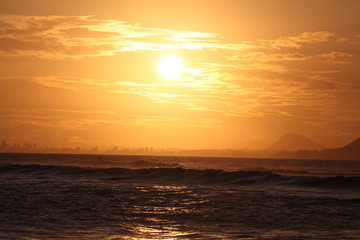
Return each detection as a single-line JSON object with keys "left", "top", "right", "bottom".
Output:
{"left": 230, "top": 52, "right": 308, "bottom": 62}
{"left": 0, "top": 15, "right": 221, "bottom": 59}
{"left": 30, "top": 76, "right": 110, "bottom": 91}
{"left": 3, "top": 70, "right": 359, "bottom": 125}
{"left": 317, "top": 52, "right": 354, "bottom": 64}
{"left": 0, "top": 106, "right": 221, "bottom": 130}
{"left": 260, "top": 31, "right": 335, "bottom": 49}
{"left": 1, "top": 14, "right": 359, "bottom": 139}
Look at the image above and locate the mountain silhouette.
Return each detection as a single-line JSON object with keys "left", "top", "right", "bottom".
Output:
{"left": 269, "top": 137, "right": 360, "bottom": 160}
{"left": 269, "top": 133, "right": 324, "bottom": 151}
{"left": 342, "top": 137, "right": 360, "bottom": 153}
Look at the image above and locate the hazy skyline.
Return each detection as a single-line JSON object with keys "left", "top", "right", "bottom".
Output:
{"left": 1, "top": 0, "right": 360, "bottom": 149}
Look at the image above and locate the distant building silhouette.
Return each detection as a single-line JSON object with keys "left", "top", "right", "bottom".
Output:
{"left": 1, "top": 140, "right": 8, "bottom": 151}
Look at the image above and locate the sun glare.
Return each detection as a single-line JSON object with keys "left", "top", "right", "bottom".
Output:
{"left": 158, "top": 55, "right": 183, "bottom": 80}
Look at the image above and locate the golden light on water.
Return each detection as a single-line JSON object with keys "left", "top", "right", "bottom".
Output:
{"left": 158, "top": 55, "right": 184, "bottom": 80}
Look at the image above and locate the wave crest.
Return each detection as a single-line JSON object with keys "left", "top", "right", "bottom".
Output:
{"left": 1, "top": 164, "right": 359, "bottom": 190}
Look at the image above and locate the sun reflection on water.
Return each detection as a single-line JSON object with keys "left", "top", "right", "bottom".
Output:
{"left": 109, "top": 224, "right": 195, "bottom": 240}
{"left": 104, "top": 184, "right": 217, "bottom": 240}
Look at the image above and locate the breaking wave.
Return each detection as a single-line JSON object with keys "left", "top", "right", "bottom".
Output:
{"left": 1, "top": 163, "right": 359, "bottom": 191}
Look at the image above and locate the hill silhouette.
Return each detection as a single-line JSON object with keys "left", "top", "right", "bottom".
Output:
{"left": 269, "top": 133, "right": 324, "bottom": 151}
{"left": 270, "top": 137, "right": 360, "bottom": 160}
{"left": 342, "top": 137, "right": 360, "bottom": 152}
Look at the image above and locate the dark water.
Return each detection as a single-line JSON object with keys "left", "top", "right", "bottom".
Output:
{"left": 0, "top": 153, "right": 359, "bottom": 239}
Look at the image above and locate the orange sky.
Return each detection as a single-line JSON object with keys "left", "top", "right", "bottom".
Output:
{"left": 1, "top": 0, "right": 360, "bottom": 149}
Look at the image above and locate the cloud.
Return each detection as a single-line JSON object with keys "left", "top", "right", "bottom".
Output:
{"left": 0, "top": 15, "right": 220, "bottom": 59}
{"left": 4, "top": 68, "right": 354, "bottom": 127}
{"left": 1, "top": 70, "right": 358, "bottom": 135}
{"left": 0, "top": 15, "right": 340, "bottom": 61}
{"left": 230, "top": 52, "right": 308, "bottom": 62}
{"left": 30, "top": 76, "right": 110, "bottom": 91}
{"left": 2, "top": 75, "right": 325, "bottom": 120}
{"left": 305, "top": 79, "right": 360, "bottom": 92}
{"left": 109, "top": 73, "right": 341, "bottom": 120}
{"left": 337, "top": 37, "right": 350, "bottom": 42}
{"left": 1, "top": 18, "right": 359, "bottom": 132}
{"left": 317, "top": 52, "right": 354, "bottom": 64}
{"left": 0, "top": 106, "right": 221, "bottom": 130}
{"left": 0, "top": 107, "right": 118, "bottom": 129}
{"left": 305, "top": 80, "right": 341, "bottom": 90}
{"left": 260, "top": 31, "right": 334, "bottom": 49}
{"left": 0, "top": 13, "right": 355, "bottom": 81}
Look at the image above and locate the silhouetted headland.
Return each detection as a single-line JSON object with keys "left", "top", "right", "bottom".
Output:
{"left": 269, "top": 133, "right": 324, "bottom": 151}
{"left": 270, "top": 137, "right": 360, "bottom": 160}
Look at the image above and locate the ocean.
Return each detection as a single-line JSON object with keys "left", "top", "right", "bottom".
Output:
{"left": 0, "top": 153, "right": 359, "bottom": 240}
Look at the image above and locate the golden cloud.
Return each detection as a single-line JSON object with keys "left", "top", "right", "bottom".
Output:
{"left": 0, "top": 15, "right": 220, "bottom": 59}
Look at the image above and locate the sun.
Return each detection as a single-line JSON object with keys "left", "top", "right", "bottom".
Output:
{"left": 158, "top": 55, "right": 184, "bottom": 80}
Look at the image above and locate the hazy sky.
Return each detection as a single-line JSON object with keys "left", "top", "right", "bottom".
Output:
{"left": 1, "top": 0, "right": 360, "bottom": 149}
